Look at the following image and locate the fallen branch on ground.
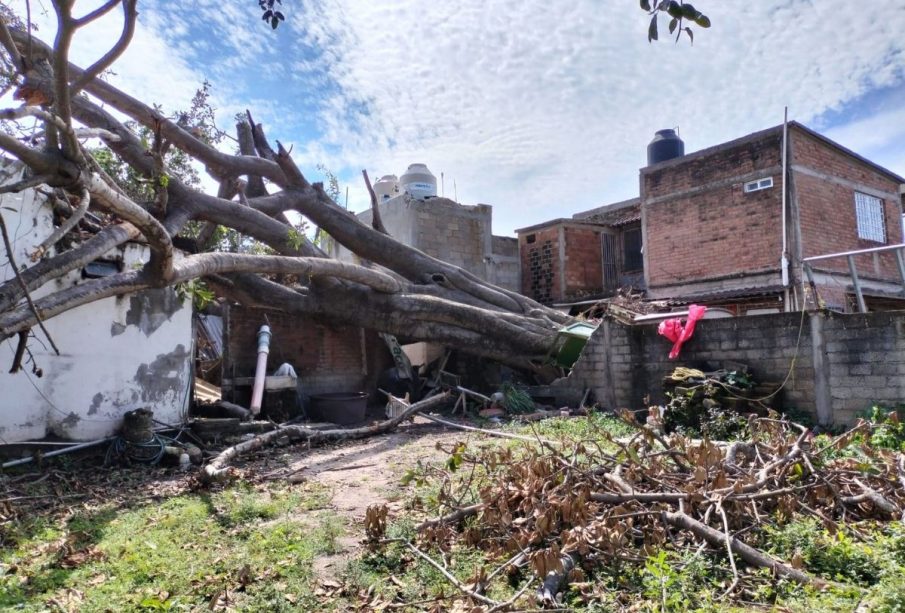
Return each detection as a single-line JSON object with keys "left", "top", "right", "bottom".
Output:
{"left": 405, "top": 415, "right": 902, "bottom": 609}
{"left": 200, "top": 393, "right": 449, "bottom": 483}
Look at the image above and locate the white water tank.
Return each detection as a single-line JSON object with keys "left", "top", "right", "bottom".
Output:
{"left": 373, "top": 174, "right": 399, "bottom": 201}
{"left": 400, "top": 163, "right": 437, "bottom": 200}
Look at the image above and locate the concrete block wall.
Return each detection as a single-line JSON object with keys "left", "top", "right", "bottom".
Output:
{"left": 821, "top": 312, "right": 905, "bottom": 424}
{"left": 414, "top": 199, "right": 490, "bottom": 276}
{"left": 489, "top": 236, "right": 520, "bottom": 291}
{"left": 556, "top": 310, "right": 905, "bottom": 426}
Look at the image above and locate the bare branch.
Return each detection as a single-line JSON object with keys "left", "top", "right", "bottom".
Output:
{"left": 70, "top": 0, "right": 137, "bottom": 94}
{"left": 362, "top": 169, "right": 389, "bottom": 235}
{"left": 73, "top": 0, "right": 121, "bottom": 27}
{"left": 0, "top": 205, "right": 59, "bottom": 355}
{"left": 0, "top": 13, "right": 25, "bottom": 73}
{"left": 29, "top": 186, "right": 89, "bottom": 261}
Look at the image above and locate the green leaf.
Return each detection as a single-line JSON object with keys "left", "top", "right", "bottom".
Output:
{"left": 694, "top": 14, "right": 711, "bottom": 27}
{"left": 668, "top": 17, "right": 678, "bottom": 34}
{"left": 680, "top": 3, "right": 699, "bottom": 19}
{"left": 640, "top": 0, "right": 651, "bottom": 10}
{"left": 648, "top": 15, "right": 658, "bottom": 42}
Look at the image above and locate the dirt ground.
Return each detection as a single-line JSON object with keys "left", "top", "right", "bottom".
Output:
{"left": 242, "top": 418, "right": 472, "bottom": 581}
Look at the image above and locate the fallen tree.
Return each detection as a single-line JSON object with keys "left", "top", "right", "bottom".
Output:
{"left": 0, "top": 6, "right": 572, "bottom": 374}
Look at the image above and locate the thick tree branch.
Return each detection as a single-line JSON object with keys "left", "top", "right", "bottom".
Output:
{"left": 0, "top": 222, "right": 139, "bottom": 312}
{"left": 173, "top": 253, "right": 402, "bottom": 293}
{"left": 83, "top": 173, "right": 174, "bottom": 281}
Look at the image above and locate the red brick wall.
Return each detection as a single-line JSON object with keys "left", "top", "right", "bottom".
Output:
{"left": 224, "top": 305, "right": 367, "bottom": 397}
{"left": 519, "top": 226, "right": 561, "bottom": 303}
{"left": 644, "top": 133, "right": 783, "bottom": 287}
{"left": 563, "top": 226, "right": 603, "bottom": 298}
{"left": 791, "top": 128, "right": 903, "bottom": 281}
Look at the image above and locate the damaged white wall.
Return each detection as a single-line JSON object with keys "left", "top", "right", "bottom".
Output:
{"left": 0, "top": 165, "right": 192, "bottom": 442}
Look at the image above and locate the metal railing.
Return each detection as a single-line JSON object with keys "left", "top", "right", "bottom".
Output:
{"left": 802, "top": 243, "right": 905, "bottom": 313}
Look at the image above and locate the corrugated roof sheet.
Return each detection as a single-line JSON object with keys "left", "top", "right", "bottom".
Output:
{"left": 195, "top": 313, "right": 223, "bottom": 360}
{"left": 664, "top": 285, "right": 785, "bottom": 305}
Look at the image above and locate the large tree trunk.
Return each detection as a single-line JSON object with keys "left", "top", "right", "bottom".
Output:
{"left": 0, "top": 22, "right": 571, "bottom": 371}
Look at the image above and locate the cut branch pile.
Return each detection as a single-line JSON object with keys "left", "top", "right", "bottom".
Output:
{"left": 394, "top": 416, "right": 905, "bottom": 610}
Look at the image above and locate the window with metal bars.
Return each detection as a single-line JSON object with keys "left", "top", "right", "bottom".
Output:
{"left": 854, "top": 192, "right": 886, "bottom": 243}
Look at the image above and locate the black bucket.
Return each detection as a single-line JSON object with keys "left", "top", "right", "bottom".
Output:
{"left": 309, "top": 392, "right": 368, "bottom": 425}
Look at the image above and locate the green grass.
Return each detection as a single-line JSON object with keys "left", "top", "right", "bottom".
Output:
{"left": 507, "top": 410, "right": 636, "bottom": 444}
{"left": 0, "top": 481, "right": 339, "bottom": 611}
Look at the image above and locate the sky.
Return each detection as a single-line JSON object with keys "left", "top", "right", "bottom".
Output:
{"left": 11, "top": 0, "right": 905, "bottom": 236}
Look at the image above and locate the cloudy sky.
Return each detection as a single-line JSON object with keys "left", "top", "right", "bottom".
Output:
{"left": 13, "top": 0, "right": 905, "bottom": 235}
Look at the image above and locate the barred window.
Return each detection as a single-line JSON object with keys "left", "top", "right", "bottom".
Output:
{"left": 854, "top": 192, "right": 886, "bottom": 243}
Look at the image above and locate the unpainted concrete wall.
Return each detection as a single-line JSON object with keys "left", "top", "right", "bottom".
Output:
{"left": 556, "top": 310, "right": 905, "bottom": 426}
{"left": 0, "top": 170, "right": 192, "bottom": 441}
{"left": 333, "top": 195, "right": 519, "bottom": 291}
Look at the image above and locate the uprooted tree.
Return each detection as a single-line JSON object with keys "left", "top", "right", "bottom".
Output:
{"left": 0, "top": 4, "right": 579, "bottom": 374}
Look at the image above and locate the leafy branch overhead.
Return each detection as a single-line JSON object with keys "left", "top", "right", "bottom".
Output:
{"left": 258, "top": 0, "right": 285, "bottom": 30}
{"left": 641, "top": 0, "right": 711, "bottom": 44}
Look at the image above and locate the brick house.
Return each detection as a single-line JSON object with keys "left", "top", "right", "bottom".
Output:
{"left": 517, "top": 122, "right": 905, "bottom": 314}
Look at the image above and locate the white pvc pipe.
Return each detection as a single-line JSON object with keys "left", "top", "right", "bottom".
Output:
{"left": 249, "top": 324, "right": 271, "bottom": 415}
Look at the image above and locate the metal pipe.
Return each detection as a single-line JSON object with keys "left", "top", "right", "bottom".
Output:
{"left": 781, "top": 108, "right": 790, "bottom": 309}
{"left": 803, "top": 242, "right": 905, "bottom": 262}
{"left": 895, "top": 249, "right": 905, "bottom": 290}
{"left": 847, "top": 255, "right": 867, "bottom": 313}
{"left": 1, "top": 437, "right": 115, "bottom": 469}
{"left": 249, "top": 324, "right": 272, "bottom": 415}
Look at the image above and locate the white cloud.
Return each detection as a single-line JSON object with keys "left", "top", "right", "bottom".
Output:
{"left": 281, "top": 0, "right": 905, "bottom": 233}
{"left": 5, "top": 0, "right": 905, "bottom": 236}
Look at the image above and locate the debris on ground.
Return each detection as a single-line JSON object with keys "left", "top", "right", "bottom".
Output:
{"left": 364, "top": 413, "right": 905, "bottom": 610}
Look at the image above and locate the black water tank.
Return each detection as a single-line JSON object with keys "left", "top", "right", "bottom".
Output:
{"left": 647, "top": 129, "right": 685, "bottom": 165}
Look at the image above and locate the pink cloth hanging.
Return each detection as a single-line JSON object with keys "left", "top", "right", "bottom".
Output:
{"left": 657, "top": 304, "right": 707, "bottom": 359}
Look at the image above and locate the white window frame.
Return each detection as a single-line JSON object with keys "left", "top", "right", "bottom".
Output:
{"left": 743, "top": 177, "right": 774, "bottom": 193}
{"left": 854, "top": 191, "right": 886, "bottom": 243}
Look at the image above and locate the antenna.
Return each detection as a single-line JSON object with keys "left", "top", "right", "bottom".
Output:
{"left": 441, "top": 172, "right": 445, "bottom": 198}
{"left": 453, "top": 179, "right": 457, "bottom": 203}
{"left": 344, "top": 186, "right": 349, "bottom": 209}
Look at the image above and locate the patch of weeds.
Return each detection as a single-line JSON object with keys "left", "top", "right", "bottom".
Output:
{"left": 512, "top": 411, "right": 636, "bottom": 443}
{"left": 764, "top": 518, "right": 890, "bottom": 586}
{"left": 864, "top": 405, "right": 905, "bottom": 452}
{"left": 639, "top": 549, "right": 722, "bottom": 611}
{"left": 314, "top": 514, "right": 346, "bottom": 555}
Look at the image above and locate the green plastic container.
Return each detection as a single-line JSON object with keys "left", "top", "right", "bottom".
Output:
{"left": 554, "top": 322, "right": 598, "bottom": 368}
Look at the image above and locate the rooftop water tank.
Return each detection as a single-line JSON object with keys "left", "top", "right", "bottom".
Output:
{"left": 647, "top": 129, "right": 685, "bottom": 165}
{"left": 400, "top": 163, "right": 437, "bottom": 200}
{"left": 373, "top": 174, "right": 399, "bottom": 201}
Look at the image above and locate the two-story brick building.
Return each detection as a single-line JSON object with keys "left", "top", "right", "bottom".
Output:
{"left": 517, "top": 122, "right": 905, "bottom": 314}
